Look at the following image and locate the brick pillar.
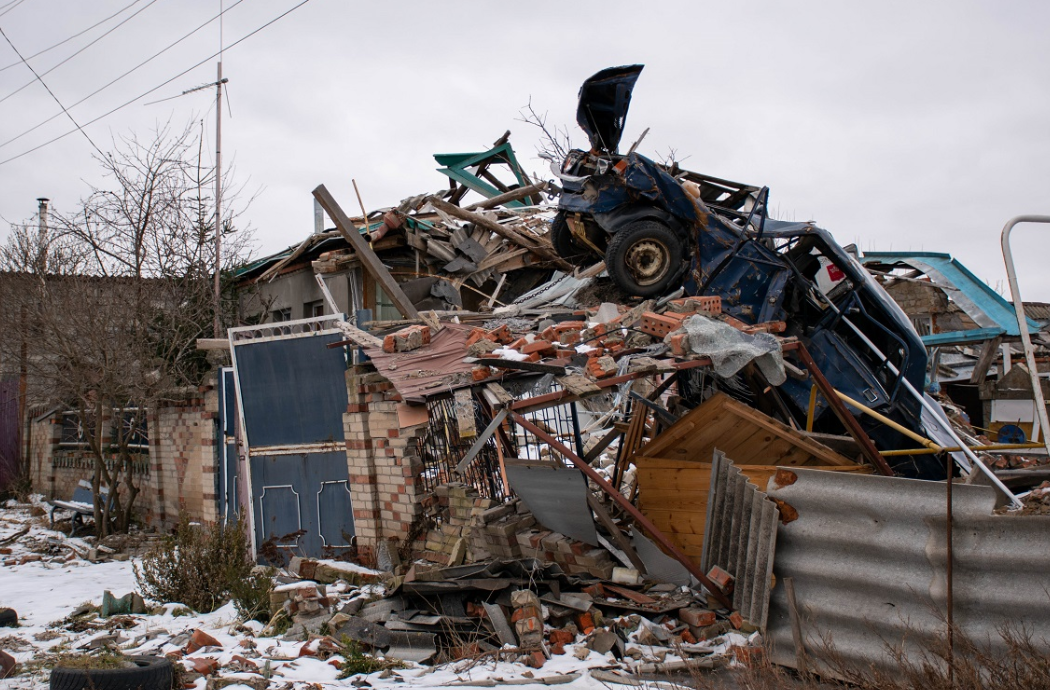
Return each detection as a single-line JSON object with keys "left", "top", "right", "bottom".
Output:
{"left": 344, "top": 368, "right": 429, "bottom": 551}
{"left": 344, "top": 368, "right": 382, "bottom": 552}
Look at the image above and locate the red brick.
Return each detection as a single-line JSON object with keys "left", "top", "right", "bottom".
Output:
{"left": 523, "top": 650, "right": 546, "bottom": 668}
{"left": 707, "top": 565, "right": 734, "bottom": 591}
{"left": 185, "top": 629, "right": 222, "bottom": 653}
{"left": 668, "top": 332, "right": 689, "bottom": 357}
{"left": 549, "top": 629, "right": 575, "bottom": 646}
{"left": 486, "top": 324, "right": 512, "bottom": 344}
{"left": 678, "top": 607, "right": 717, "bottom": 628}
{"left": 732, "top": 645, "right": 764, "bottom": 665}
{"left": 550, "top": 643, "right": 565, "bottom": 655}
{"left": 575, "top": 612, "right": 595, "bottom": 635}
{"left": 728, "top": 611, "right": 745, "bottom": 629}
{"left": 521, "top": 340, "right": 555, "bottom": 356}
{"left": 639, "top": 312, "right": 680, "bottom": 338}
{"left": 510, "top": 605, "right": 541, "bottom": 623}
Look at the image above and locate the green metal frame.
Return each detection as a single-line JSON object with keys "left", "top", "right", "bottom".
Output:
{"left": 433, "top": 141, "right": 532, "bottom": 207}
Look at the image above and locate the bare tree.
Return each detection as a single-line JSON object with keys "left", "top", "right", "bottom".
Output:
{"left": 517, "top": 98, "right": 575, "bottom": 165}
{"left": 0, "top": 121, "right": 254, "bottom": 535}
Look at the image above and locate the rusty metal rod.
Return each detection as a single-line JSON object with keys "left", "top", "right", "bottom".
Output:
{"left": 508, "top": 411, "right": 734, "bottom": 610}
{"left": 947, "top": 452, "right": 955, "bottom": 686}
{"left": 793, "top": 343, "right": 894, "bottom": 476}
{"left": 510, "top": 358, "right": 712, "bottom": 413}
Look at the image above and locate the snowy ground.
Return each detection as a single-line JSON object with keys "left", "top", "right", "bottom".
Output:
{"left": 0, "top": 499, "right": 750, "bottom": 690}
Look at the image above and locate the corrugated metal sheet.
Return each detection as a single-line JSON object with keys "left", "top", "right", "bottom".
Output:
{"left": 701, "top": 451, "right": 778, "bottom": 629}
{"left": 861, "top": 252, "right": 1041, "bottom": 336}
{"left": 363, "top": 323, "right": 476, "bottom": 403}
{"left": 765, "top": 468, "right": 1050, "bottom": 677}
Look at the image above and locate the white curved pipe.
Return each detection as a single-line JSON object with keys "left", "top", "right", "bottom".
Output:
{"left": 1000, "top": 216, "right": 1050, "bottom": 459}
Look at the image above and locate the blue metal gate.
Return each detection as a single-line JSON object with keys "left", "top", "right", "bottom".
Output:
{"left": 229, "top": 317, "right": 355, "bottom": 559}
{"left": 216, "top": 368, "right": 240, "bottom": 523}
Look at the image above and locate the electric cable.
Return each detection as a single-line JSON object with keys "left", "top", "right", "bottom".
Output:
{"left": 0, "top": 0, "right": 28, "bottom": 18}
{"left": 0, "top": 0, "right": 163, "bottom": 105}
{"left": 0, "top": 0, "right": 314, "bottom": 167}
{"left": 0, "top": 0, "right": 245, "bottom": 150}
{"left": 0, "top": 23, "right": 104, "bottom": 158}
{"left": 0, "top": 0, "right": 143, "bottom": 73}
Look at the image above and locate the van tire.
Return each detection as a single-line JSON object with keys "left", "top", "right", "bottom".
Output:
{"left": 606, "top": 220, "right": 682, "bottom": 297}
{"left": 550, "top": 213, "right": 590, "bottom": 264}
{"left": 50, "top": 656, "right": 172, "bottom": 690}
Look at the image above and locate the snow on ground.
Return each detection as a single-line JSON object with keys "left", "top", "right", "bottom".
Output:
{"left": 0, "top": 499, "right": 742, "bottom": 690}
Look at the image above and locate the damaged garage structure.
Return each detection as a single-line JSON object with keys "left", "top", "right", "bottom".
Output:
{"left": 14, "top": 64, "right": 1050, "bottom": 677}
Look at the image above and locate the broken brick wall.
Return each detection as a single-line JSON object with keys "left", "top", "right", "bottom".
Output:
{"left": 343, "top": 367, "right": 427, "bottom": 559}
{"left": 147, "top": 375, "right": 220, "bottom": 530}
{"left": 26, "top": 372, "right": 220, "bottom": 531}
{"left": 32, "top": 411, "right": 154, "bottom": 512}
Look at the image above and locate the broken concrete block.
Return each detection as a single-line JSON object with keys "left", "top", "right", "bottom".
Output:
{"left": 586, "top": 630, "right": 620, "bottom": 655}
{"left": 467, "top": 338, "right": 500, "bottom": 357}
{"left": 611, "top": 567, "right": 641, "bottom": 585}
{"left": 510, "top": 590, "right": 540, "bottom": 608}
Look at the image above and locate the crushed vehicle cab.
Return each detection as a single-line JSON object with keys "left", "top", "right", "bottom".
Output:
{"left": 552, "top": 64, "right": 704, "bottom": 297}
{"left": 551, "top": 64, "right": 941, "bottom": 479}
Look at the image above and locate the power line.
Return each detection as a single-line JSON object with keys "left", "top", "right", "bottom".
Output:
{"left": 0, "top": 0, "right": 162, "bottom": 106}
{"left": 0, "top": 23, "right": 104, "bottom": 159}
{"left": 0, "top": 0, "right": 314, "bottom": 167}
{"left": 0, "top": 0, "right": 144, "bottom": 74}
{"left": 0, "top": 0, "right": 28, "bottom": 18}
{"left": 0, "top": 0, "right": 245, "bottom": 150}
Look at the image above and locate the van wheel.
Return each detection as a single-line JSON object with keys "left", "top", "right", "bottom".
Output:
{"left": 550, "top": 213, "right": 590, "bottom": 264}
{"left": 606, "top": 220, "right": 682, "bottom": 297}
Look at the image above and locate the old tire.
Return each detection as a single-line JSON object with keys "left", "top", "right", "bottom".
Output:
{"left": 0, "top": 608, "right": 16, "bottom": 627}
{"left": 50, "top": 655, "right": 172, "bottom": 690}
{"left": 606, "top": 220, "right": 683, "bottom": 297}
{"left": 550, "top": 212, "right": 590, "bottom": 263}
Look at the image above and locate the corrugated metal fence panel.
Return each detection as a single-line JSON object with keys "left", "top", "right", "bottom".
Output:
{"left": 0, "top": 376, "right": 20, "bottom": 492}
{"left": 702, "top": 450, "right": 779, "bottom": 629}
{"left": 766, "top": 468, "right": 1050, "bottom": 677}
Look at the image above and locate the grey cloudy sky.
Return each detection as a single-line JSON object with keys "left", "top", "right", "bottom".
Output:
{"left": 1, "top": 0, "right": 1049, "bottom": 302}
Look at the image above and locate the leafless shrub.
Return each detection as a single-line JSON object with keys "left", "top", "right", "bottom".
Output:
{"left": 0, "top": 120, "right": 256, "bottom": 534}
{"left": 517, "top": 98, "right": 574, "bottom": 164}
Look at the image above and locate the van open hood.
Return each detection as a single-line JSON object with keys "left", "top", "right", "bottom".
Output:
{"left": 576, "top": 64, "right": 643, "bottom": 153}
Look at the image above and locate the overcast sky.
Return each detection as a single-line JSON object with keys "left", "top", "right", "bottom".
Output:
{"left": 1, "top": 0, "right": 1049, "bottom": 302}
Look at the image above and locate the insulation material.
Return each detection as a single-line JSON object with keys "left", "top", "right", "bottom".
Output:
{"left": 682, "top": 314, "right": 786, "bottom": 385}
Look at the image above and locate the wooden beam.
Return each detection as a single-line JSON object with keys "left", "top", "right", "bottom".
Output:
{"left": 583, "top": 426, "right": 621, "bottom": 463}
{"left": 455, "top": 409, "right": 507, "bottom": 475}
{"left": 794, "top": 343, "right": 894, "bottom": 476}
{"left": 426, "top": 197, "right": 574, "bottom": 272}
{"left": 313, "top": 184, "right": 419, "bottom": 320}
{"left": 969, "top": 335, "right": 1003, "bottom": 384}
{"left": 465, "top": 181, "right": 548, "bottom": 211}
{"left": 587, "top": 494, "right": 647, "bottom": 574}
{"left": 196, "top": 338, "right": 230, "bottom": 351}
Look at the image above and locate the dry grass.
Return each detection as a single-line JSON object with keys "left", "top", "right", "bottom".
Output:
{"left": 676, "top": 622, "right": 1050, "bottom": 690}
